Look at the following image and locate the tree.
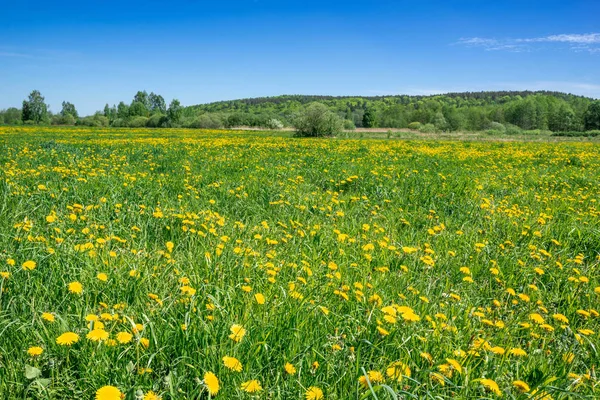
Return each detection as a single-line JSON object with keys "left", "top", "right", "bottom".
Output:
{"left": 293, "top": 103, "right": 343, "bottom": 137}
{"left": 22, "top": 90, "right": 48, "bottom": 124}
{"left": 432, "top": 112, "right": 448, "bottom": 131}
{"left": 117, "top": 102, "right": 130, "bottom": 119}
{"left": 167, "top": 99, "right": 183, "bottom": 124}
{"left": 1, "top": 108, "right": 22, "bottom": 125}
{"left": 129, "top": 101, "right": 148, "bottom": 117}
{"left": 362, "top": 108, "right": 375, "bottom": 128}
{"left": 60, "top": 101, "right": 78, "bottom": 119}
{"left": 149, "top": 92, "right": 166, "bottom": 114}
{"left": 133, "top": 91, "right": 150, "bottom": 109}
{"left": 584, "top": 101, "right": 600, "bottom": 131}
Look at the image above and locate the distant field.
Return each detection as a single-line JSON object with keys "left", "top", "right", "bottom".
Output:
{"left": 0, "top": 127, "right": 599, "bottom": 399}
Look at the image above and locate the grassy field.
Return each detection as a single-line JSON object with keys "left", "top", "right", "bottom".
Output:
{"left": 0, "top": 126, "right": 599, "bottom": 399}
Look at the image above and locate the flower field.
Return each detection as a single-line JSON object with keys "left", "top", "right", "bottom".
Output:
{"left": 0, "top": 126, "right": 599, "bottom": 399}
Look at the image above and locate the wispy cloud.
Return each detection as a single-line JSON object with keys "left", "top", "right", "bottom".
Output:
{"left": 456, "top": 33, "right": 600, "bottom": 53}
{"left": 520, "top": 33, "right": 600, "bottom": 44}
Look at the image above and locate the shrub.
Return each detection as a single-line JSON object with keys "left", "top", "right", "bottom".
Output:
{"left": 504, "top": 124, "right": 523, "bottom": 135}
{"left": 187, "top": 114, "right": 224, "bottom": 129}
{"left": 343, "top": 119, "right": 356, "bottom": 130}
{"left": 265, "top": 118, "right": 284, "bottom": 130}
{"left": 127, "top": 116, "right": 149, "bottom": 128}
{"left": 293, "top": 103, "right": 344, "bottom": 137}
{"left": 488, "top": 122, "right": 506, "bottom": 133}
{"left": 408, "top": 122, "right": 422, "bottom": 130}
{"left": 418, "top": 123, "right": 436, "bottom": 133}
{"left": 146, "top": 114, "right": 169, "bottom": 128}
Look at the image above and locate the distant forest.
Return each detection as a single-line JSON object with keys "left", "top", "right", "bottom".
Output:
{"left": 2, "top": 90, "right": 600, "bottom": 133}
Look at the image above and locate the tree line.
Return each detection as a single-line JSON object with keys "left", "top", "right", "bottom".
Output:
{"left": 1, "top": 90, "right": 599, "bottom": 132}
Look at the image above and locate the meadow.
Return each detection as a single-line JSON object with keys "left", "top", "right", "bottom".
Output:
{"left": 0, "top": 126, "right": 598, "bottom": 399}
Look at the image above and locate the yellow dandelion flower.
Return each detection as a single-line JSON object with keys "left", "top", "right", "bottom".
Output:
{"left": 359, "top": 370, "right": 384, "bottom": 387}
{"left": 480, "top": 378, "right": 502, "bottom": 396}
{"left": 386, "top": 361, "right": 411, "bottom": 382}
{"left": 87, "top": 329, "right": 109, "bottom": 342}
{"left": 116, "top": 332, "right": 133, "bottom": 344}
{"left": 95, "top": 385, "right": 122, "bottom": 400}
{"left": 97, "top": 272, "right": 108, "bottom": 282}
{"left": 305, "top": 386, "right": 324, "bottom": 400}
{"left": 68, "top": 281, "right": 83, "bottom": 294}
{"left": 240, "top": 380, "right": 262, "bottom": 393}
{"left": 508, "top": 348, "right": 527, "bottom": 357}
{"left": 203, "top": 371, "right": 219, "bottom": 395}
{"left": 27, "top": 346, "right": 43, "bottom": 357}
{"left": 284, "top": 362, "right": 296, "bottom": 375}
{"left": 229, "top": 324, "right": 246, "bottom": 342}
{"left": 513, "top": 380, "right": 530, "bottom": 392}
{"left": 254, "top": 293, "right": 265, "bottom": 304}
{"left": 56, "top": 332, "right": 79, "bottom": 346}
{"left": 143, "top": 391, "right": 161, "bottom": 400}
{"left": 42, "top": 312, "right": 55, "bottom": 322}
{"left": 22, "top": 260, "right": 36, "bottom": 271}
{"left": 223, "top": 356, "right": 243, "bottom": 372}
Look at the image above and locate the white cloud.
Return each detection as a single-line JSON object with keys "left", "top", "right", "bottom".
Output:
{"left": 457, "top": 33, "right": 600, "bottom": 53}
{"left": 521, "top": 33, "right": 600, "bottom": 44}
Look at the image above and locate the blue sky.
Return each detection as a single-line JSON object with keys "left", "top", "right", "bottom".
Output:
{"left": 1, "top": 0, "right": 599, "bottom": 115}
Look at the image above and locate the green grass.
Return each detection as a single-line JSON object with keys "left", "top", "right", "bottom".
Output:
{"left": 0, "top": 126, "right": 599, "bottom": 399}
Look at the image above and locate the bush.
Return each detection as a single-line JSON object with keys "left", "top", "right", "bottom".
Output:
{"left": 293, "top": 103, "right": 344, "bottom": 137}
{"left": 343, "top": 119, "right": 356, "bottom": 130}
{"left": 265, "top": 118, "right": 284, "bottom": 130}
{"left": 186, "top": 114, "right": 224, "bottom": 129}
{"left": 552, "top": 130, "right": 600, "bottom": 137}
{"left": 488, "top": 122, "right": 506, "bottom": 133}
{"left": 78, "top": 115, "right": 109, "bottom": 127}
{"left": 111, "top": 118, "right": 126, "bottom": 127}
{"left": 504, "top": 124, "right": 523, "bottom": 135}
{"left": 418, "top": 123, "right": 436, "bottom": 133}
{"left": 408, "top": 122, "right": 422, "bottom": 130}
{"left": 146, "top": 114, "right": 169, "bottom": 128}
{"left": 127, "top": 116, "right": 149, "bottom": 128}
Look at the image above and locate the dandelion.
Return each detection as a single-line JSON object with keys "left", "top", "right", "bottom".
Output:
{"left": 95, "top": 385, "right": 122, "bottom": 400}
{"left": 116, "top": 332, "right": 133, "bottom": 344}
{"left": 240, "top": 380, "right": 262, "bottom": 393}
{"left": 56, "top": 332, "right": 79, "bottom": 346}
{"left": 97, "top": 272, "right": 108, "bottom": 282}
{"left": 228, "top": 324, "right": 246, "bottom": 342}
{"left": 68, "top": 281, "right": 83, "bottom": 294}
{"left": 480, "top": 378, "right": 502, "bottom": 396}
{"left": 508, "top": 348, "right": 527, "bottom": 357}
{"left": 513, "top": 380, "right": 530, "bottom": 392}
{"left": 27, "top": 346, "right": 43, "bottom": 357}
{"left": 87, "top": 328, "right": 109, "bottom": 342}
{"left": 203, "top": 371, "right": 219, "bottom": 395}
{"left": 386, "top": 361, "right": 411, "bottom": 382}
{"left": 254, "top": 293, "right": 265, "bottom": 304}
{"left": 143, "top": 391, "right": 161, "bottom": 400}
{"left": 223, "top": 356, "right": 243, "bottom": 372}
{"left": 305, "top": 386, "right": 324, "bottom": 400}
{"left": 359, "top": 370, "right": 384, "bottom": 387}
{"left": 22, "top": 260, "right": 36, "bottom": 271}
{"left": 284, "top": 362, "right": 296, "bottom": 375}
{"left": 42, "top": 312, "right": 55, "bottom": 322}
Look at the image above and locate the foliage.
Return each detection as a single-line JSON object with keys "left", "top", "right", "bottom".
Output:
{"left": 22, "top": 90, "right": 48, "bottom": 124}
{"left": 293, "top": 102, "right": 344, "bottom": 137}
{"left": 265, "top": 118, "right": 284, "bottom": 130}
{"left": 0, "top": 126, "right": 598, "bottom": 399}
{"left": 584, "top": 101, "right": 600, "bottom": 131}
